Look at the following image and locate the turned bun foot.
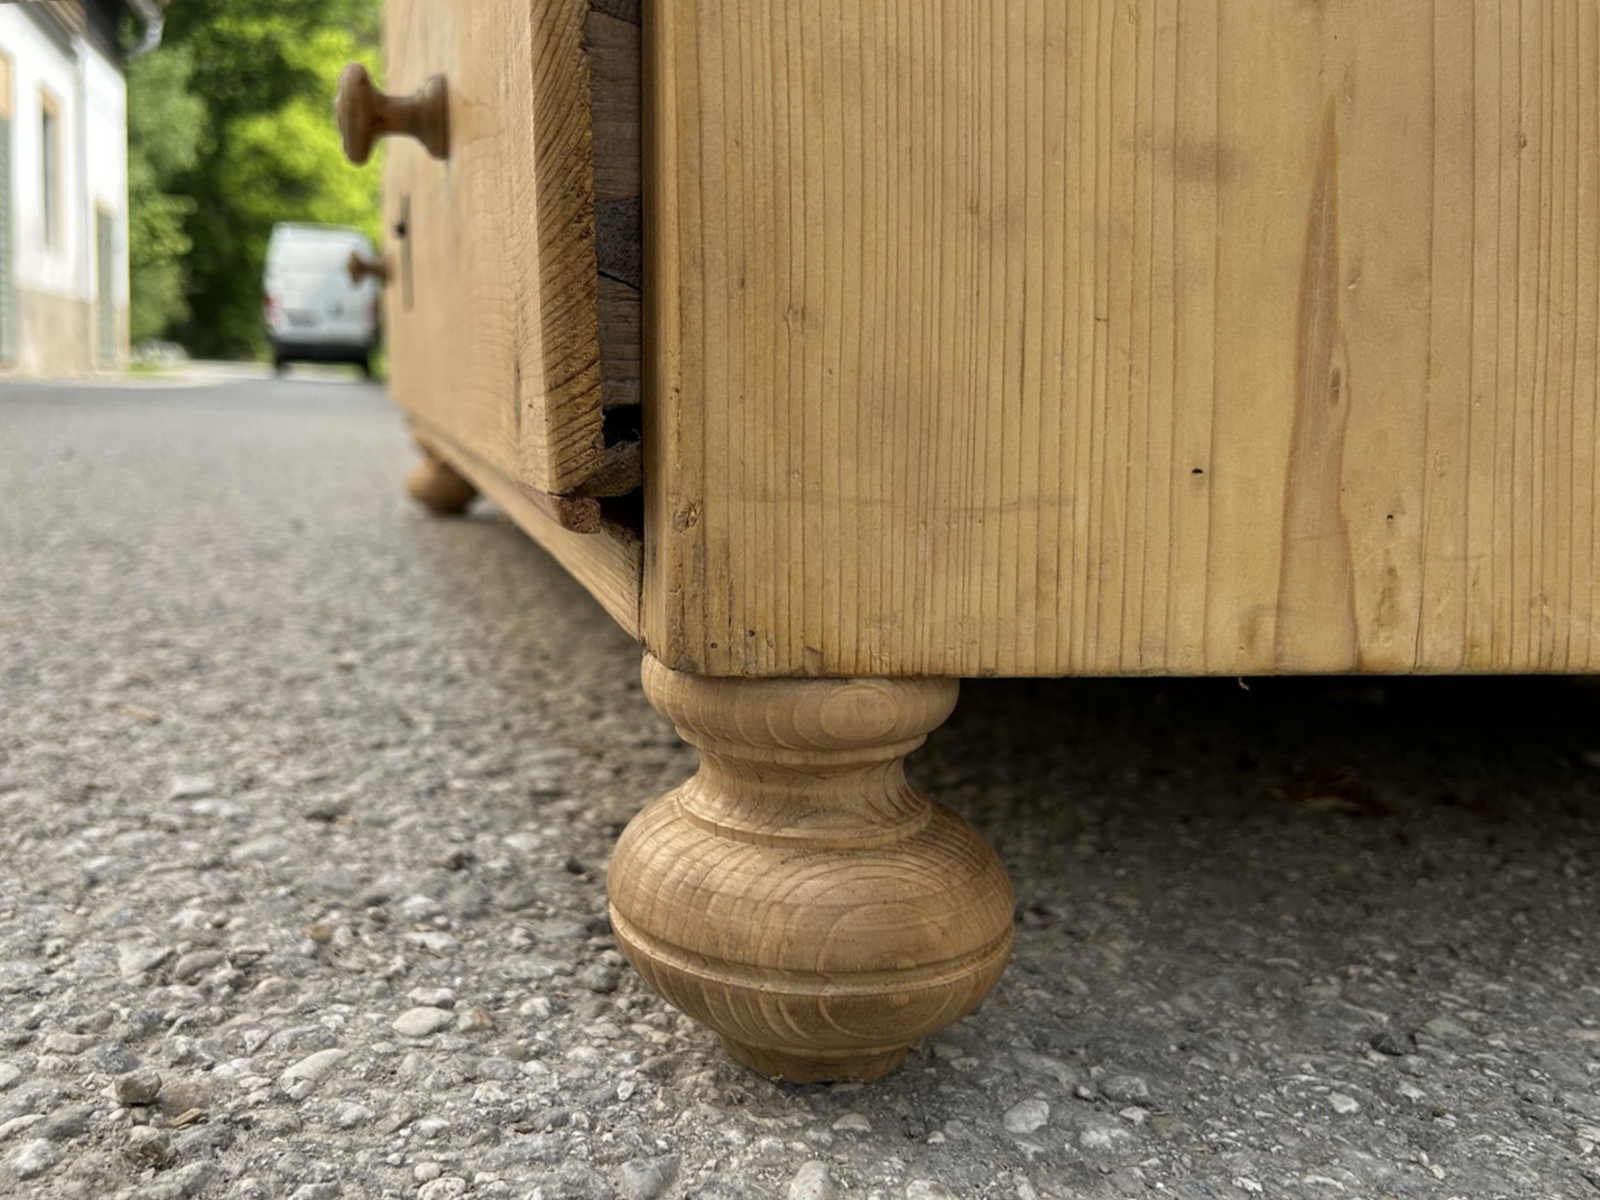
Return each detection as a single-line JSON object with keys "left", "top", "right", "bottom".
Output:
{"left": 608, "top": 656, "right": 1015, "bottom": 1082}
{"left": 405, "top": 448, "right": 478, "bottom": 515}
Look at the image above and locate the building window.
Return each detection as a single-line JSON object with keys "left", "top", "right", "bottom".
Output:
{"left": 41, "top": 90, "right": 61, "bottom": 248}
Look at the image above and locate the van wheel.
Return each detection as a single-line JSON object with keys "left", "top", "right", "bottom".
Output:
{"left": 358, "top": 354, "right": 374, "bottom": 379}
{"left": 272, "top": 357, "right": 289, "bottom": 377}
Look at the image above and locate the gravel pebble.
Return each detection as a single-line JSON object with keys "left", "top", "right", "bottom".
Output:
{"left": 417, "top": 1177, "right": 468, "bottom": 1200}
{"left": 278, "top": 1049, "right": 348, "bottom": 1099}
{"left": 9, "top": 1137, "right": 64, "bottom": 1179}
{"left": 172, "top": 949, "right": 228, "bottom": 982}
{"left": 1002, "top": 1098, "right": 1050, "bottom": 1135}
{"left": 1078, "top": 1117, "right": 1136, "bottom": 1153}
{"left": 167, "top": 776, "right": 217, "bottom": 801}
{"left": 125, "top": 1125, "right": 172, "bottom": 1168}
{"left": 114, "top": 1068, "right": 163, "bottom": 1106}
{"left": 787, "top": 1161, "right": 837, "bottom": 1200}
{"left": 392, "top": 1007, "right": 455, "bottom": 1038}
{"left": 1421, "top": 1016, "right": 1474, "bottom": 1041}
{"left": 38, "top": 1104, "right": 93, "bottom": 1141}
{"left": 617, "top": 1154, "right": 680, "bottom": 1200}
{"left": 90, "top": 1042, "right": 142, "bottom": 1074}
{"left": 117, "top": 945, "right": 173, "bottom": 982}
{"left": 1100, "top": 1074, "right": 1151, "bottom": 1104}
{"left": 333, "top": 1102, "right": 374, "bottom": 1129}
{"left": 0, "top": 1115, "right": 43, "bottom": 1142}
{"left": 579, "top": 965, "right": 621, "bottom": 994}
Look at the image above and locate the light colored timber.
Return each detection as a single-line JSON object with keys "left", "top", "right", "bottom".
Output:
{"left": 383, "top": 0, "right": 605, "bottom": 500}
{"left": 414, "top": 423, "right": 643, "bottom": 637}
{"left": 405, "top": 447, "right": 478, "bottom": 516}
{"left": 645, "top": 0, "right": 1600, "bottom": 677}
{"left": 608, "top": 657, "right": 1014, "bottom": 1082}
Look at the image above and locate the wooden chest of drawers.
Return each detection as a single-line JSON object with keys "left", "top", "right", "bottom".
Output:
{"left": 340, "top": 1, "right": 1600, "bottom": 1080}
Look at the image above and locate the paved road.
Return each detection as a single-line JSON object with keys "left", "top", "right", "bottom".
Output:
{"left": 2, "top": 374, "right": 1599, "bottom": 1199}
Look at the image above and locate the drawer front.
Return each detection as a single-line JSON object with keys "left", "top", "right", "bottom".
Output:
{"left": 384, "top": 0, "right": 605, "bottom": 498}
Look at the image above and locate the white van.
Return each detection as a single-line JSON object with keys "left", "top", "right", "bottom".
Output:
{"left": 262, "top": 223, "right": 381, "bottom": 376}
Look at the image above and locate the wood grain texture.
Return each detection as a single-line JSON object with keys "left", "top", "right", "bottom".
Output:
{"left": 383, "top": 0, "right": 605, "bottom": 498}
{"left": 608, "top": 658, "right": 1014, "bottom": 1081}
{"left": 414, "top": 422, "right": 643, "bottom": 637}
{"left": 645, "top": 0, "right": 1600, "bottom": 677}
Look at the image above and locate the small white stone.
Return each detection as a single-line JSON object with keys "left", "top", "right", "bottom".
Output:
{"left": 1119, "top": 1106, "right": 1150, "bottom": 1126}
{"left": 1078, "top": 1119, "right": 1134, "bottom": 1152}
{"left": 392, "top": 1007, "right": 455, "bottom": 1038}
{"left": 1328, "top": 1092, "right": 1361, "bottom": 1115}
{"left": 418, "top": 1179, "right": 467, "bottom": 1200}
{"left": 1398, "top": 1082, "right": 1426, "bottom": 1102}
{"left": 10, "top": 1138, "right": 64, "bottom": 1180}
{"left": 399, "top": 895, "right": 444, "bottom": 920}
{"left": 278, "top": 1048, "right": 348, "bottom": 1099}
{"left": 113, "top": 1069, "right": 163, "bottom": 1106}
{"left": 413, "top": 1162, "right": 443, "bottom": 1183}
{"left": 117, "top": 943, "right": 172, "bottom": 982}
{"left": 404, "top": 931, "right": 458, "bottom": 954}
{"left": 172, "top": 949, "right": 227, "bottom": 982}
{"left": 167, "top": 775, "right": 217, "bottom": 801}
{"left": 1002, "top": 1099, "right": 1050, "bottom": 1135}
{"left": 334, "top": 1102, "right": 374, "bottom": 1129}
{"left": 788, "top": 1160, "right": 836, "bottom": 1200}
{"left": 414, "top": 1117, "right": 452, "bottom": 1139}
{"left": 0, "top": 1064, "right": 20, "bottom": 1091}
{"left": 0, "top": 1115, "right": 43, "bottom": 1143}
{"left": 906, "top": 1183, "right": 958, "bottom": 1200}
{"left": 831, "top": 1113, "right": 872, "bottom": 1134}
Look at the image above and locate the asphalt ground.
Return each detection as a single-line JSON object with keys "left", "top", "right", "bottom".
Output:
{"left": 2, "top": 372, "right": 1598, "bottom": 1200}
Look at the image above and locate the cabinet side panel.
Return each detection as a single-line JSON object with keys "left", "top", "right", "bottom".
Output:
{"left": 647, "top": 0, "right": 1600, "bottom": 677}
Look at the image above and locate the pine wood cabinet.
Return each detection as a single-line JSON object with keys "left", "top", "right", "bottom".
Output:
{"left": 343, "top": 0, "right": 1600, "bottom": 1081}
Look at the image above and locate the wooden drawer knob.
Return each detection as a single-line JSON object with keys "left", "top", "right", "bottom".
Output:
{"left": 347, "top": 251, "right": 390, "bottom": 286}
{"left": 335, "top": 63, "right": 449, "bottom": 165}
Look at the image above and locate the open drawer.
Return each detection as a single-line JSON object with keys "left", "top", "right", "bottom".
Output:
{"left": 372, "top": 0, "right": 642, "bottom": 531}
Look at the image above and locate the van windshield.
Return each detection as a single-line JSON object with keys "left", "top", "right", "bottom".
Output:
{"left": 271, "top": 231, "right": 369, "bottom": 274}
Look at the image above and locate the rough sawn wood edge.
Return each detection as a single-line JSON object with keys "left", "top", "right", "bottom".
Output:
{"left": 413, "top": 421, "right": 643, "bottom": 639}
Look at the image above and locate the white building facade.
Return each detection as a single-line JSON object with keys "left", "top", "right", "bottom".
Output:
{"left": 0, "top": 1, "right": 149, "bottom": 376}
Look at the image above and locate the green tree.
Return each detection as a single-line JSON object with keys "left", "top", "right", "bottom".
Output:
{"left": 125, "top": 43, "right": 202, "bottom": 344}
{"left": 143, "top": 1, "right": 382, "bottom": 358}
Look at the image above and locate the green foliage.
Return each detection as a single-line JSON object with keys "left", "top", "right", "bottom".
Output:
{"left": 127, "top": 0, "right": 383, "bottom": 357}
{"left": 126, "top": 44, "right": 202, "bottom": 344}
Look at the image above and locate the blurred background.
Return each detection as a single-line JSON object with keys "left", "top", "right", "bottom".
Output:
{"left": 0, "top": 0, "right": 381, "bottom": 374}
